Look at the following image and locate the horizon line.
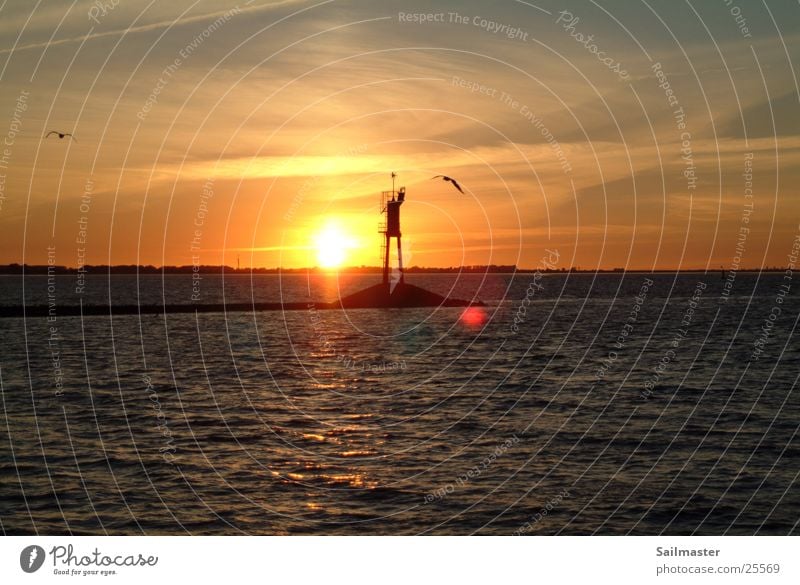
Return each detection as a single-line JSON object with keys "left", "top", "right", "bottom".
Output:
{"left": 0, "top": 263, "right": 791, "bottom": 274}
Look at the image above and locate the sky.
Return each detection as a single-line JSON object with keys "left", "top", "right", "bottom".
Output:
{"left": 0, "top": 0, "right": 797, "bottom": 270}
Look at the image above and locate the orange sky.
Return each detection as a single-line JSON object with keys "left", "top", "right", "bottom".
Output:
{"left": 0, "top": 0, "right": 798, "bottom": 270}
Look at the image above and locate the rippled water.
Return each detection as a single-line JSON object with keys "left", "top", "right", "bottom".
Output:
{"left": 1, "top": 272, "right": 798, "bottom": 534}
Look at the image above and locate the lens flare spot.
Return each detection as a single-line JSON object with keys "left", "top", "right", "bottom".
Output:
{"left": 460, "top": 306, "right": 487, "bottom": 328}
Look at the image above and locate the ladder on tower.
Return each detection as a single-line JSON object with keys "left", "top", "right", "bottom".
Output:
{"left": 378, "top": 225, "right": 387, "bottom": 263}
{"left": 378, "top": 190, "right": 391, "bottom": 263}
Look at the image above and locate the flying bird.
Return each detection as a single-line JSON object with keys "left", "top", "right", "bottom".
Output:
{"left": 431, "top": 175, "right": 464, "bottom": 194}
{"left": 46, "top": 131, "right": 76, "bottom": 142}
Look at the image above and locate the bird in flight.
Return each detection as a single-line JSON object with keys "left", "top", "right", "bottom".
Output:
{"left": 45, "top": 131, "right": 76, "bottom": 142}
{"left": 431, "top": 175, "right": 464, "bottom": 194}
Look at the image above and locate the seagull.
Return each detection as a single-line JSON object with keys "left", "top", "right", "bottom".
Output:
{"left": 431, "top": 174, "right": 464, "bottom": 194}
{"left": 46, "top": 131, "right": 76, "bottom": 142}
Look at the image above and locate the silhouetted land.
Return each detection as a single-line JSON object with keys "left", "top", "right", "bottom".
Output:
{"left": 0, "top": 264, "right": 790, "bottom": 275}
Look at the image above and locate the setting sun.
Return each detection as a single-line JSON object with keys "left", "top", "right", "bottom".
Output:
{"left": 314, "top": 222, "right": 358, "bottom": 269}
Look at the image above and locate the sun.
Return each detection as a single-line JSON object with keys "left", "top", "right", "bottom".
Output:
{"left": 314, "top": 222, "right": 357, "bottom": 269}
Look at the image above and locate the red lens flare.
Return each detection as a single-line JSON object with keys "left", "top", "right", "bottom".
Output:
{"left": 460, "top": 306, "right": 487, "bottom": 328}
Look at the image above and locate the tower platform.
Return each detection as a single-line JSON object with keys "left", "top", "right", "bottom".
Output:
{"left": 331, "top": 281, "right": 480, "bottom": 309}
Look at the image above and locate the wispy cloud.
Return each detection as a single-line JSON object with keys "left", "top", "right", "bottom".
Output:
{"left": 0, "top": 0, "right": 320, "bottom": 55}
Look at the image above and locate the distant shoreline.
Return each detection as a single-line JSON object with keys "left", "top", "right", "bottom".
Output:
{"left": 0, "top": 264, "right": 789, "bottom": 275}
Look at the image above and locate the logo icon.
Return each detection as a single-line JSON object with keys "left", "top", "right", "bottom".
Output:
{"left": 20, "top": 545, "right": 45, "bottom": 573}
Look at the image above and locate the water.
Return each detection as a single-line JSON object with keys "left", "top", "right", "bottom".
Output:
{"left": 1, "top": 272, "right": 798, "bottom": 534}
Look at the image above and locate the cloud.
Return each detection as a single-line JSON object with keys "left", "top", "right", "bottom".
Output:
{"left": 0, "top": 0, "right": 319, "bottom": 55}
{"left": 717, "top": 90, "right": 800, "bottom": 139}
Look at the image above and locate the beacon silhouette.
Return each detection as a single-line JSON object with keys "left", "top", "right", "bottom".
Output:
{"left": 381, "top": 181, "right": 405, "bottom": 287}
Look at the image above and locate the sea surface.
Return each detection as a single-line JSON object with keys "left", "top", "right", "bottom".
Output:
{"left": 0, "top": 272, "right": 798, "bottom": 535}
